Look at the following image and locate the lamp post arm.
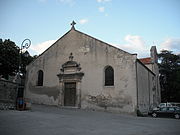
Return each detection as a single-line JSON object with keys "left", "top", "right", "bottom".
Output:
{"left": 19, "top": 39, "right": 31, "bottom": 73}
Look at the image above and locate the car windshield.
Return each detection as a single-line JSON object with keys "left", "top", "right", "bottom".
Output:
{"left": 159, "top": 103, "right": 165, "bottom": 107}
{"left": 161, "top": 107, "right": 167, "bottom": 111}
{"left": 168, "top": 107, "right": 175, "bottom": 111}
{"left": 158, "top": 103, "right": 173, "bottom": 107}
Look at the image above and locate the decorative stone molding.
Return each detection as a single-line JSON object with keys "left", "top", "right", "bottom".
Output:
{"left": 57, "top": 53, "right": 84, "bottom": 82}
{"left": 57, "top": 53, "right": 84, "bottom": 108}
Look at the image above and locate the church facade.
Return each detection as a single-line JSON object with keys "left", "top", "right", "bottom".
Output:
{"left": 24, "top": 22, "right": 160, "bottom": 115}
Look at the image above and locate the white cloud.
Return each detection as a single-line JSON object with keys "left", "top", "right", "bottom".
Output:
{"left": 99, "top": 7, "right": 105, "bottom": 12}
{"left": 112, "top": 36, "right": 180, "bottom": 58}
{"left": 29, "top": 35, "right": 180, "bottom": 58}
{"left": 97, "top": 0, "right": 111, "bottom": 3}
{"left": 79, "top": 19, "right": 89, "bottom": 24}
{"left": 112, "top": 35, "right": 149, "bottom": 58}
{"left": 160, "top": 38, "right": 180, "bottom": 53}
{"left": 105, "top": 13, "right": 108, "bottom": 16}
{"left": 124, "top": 35, "right": 145, "bottom": 49}
{"left": 30, "top": 40, "right": 56, "bottom": 55}
{"left": 30, "top": 35, "right": 148, "bottom": 57}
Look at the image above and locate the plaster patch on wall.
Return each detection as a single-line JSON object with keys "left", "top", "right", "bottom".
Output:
{"left": 78, "top": 46, "right": 90, "bottom": 54}
{"left": 29, "top": 83, "right": 59, "bottom": 101}
{"left": 87, "top": 94, "right": 110, "bottom": 108}
{"left": 26, "top": 91, "right": 58, "bottom": 105}
{"left": 87, "top": 93, "right": 132, "bottom": 109}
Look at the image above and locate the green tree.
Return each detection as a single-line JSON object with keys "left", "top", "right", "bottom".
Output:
{"left": 0, "top": 39, "right": 20, "bottom": 79}
{"left": 20, "top": 51, "right": 34, "bottom": 78}
{"left": 158, "top": 50, "right": 180, "bottom": 102}
{"left": 0, "top": 39, "right": 35, "bottom": 80}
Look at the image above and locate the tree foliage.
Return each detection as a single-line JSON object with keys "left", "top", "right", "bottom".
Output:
{"left": 0, "top": 39, "right": 34, "bottom": 79}
{"left": 0, "top": 39, "right": 20, "bottom": 79}
{"left": 158, "top": 50, "right": 180, "bottom": 102}
{"left": 20, "top": 51, "right": 34, "bottom": 77}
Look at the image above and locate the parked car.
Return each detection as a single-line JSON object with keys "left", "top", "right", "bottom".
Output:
{"left": 150, "top": 102, "right": 173, "bottom": 111}
{"left": 170, "top": 102, "right": 180, "bottom": 107}
{"left": 149, "top": 106, "right": 180, "bottom": 119}
{"left": 158, "top": 103, "right": 173, "bottom": 108}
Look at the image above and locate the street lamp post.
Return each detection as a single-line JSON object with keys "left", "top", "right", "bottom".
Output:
{"left": 19, "top": 39, "right": 31, "bottom": 74}
{"left": 16, "top": 39, "right": 31, "bottom": 110}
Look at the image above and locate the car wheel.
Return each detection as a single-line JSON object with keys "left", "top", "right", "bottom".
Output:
{"left": 152, "top": 113, "right": 157, "bottom": 118}
{"left": 174, "top": 114, "right": 180, "bottom": 119}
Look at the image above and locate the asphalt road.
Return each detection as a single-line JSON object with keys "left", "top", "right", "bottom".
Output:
{"left": 0, "top": 104, "right": 180, "bottom": 135}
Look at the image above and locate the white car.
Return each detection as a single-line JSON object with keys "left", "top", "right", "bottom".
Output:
{"left": 158, "top": 103, "right": 173, "bottom": 108}
{"left": 150, "top": 103, "right": 172, "bottom": 111}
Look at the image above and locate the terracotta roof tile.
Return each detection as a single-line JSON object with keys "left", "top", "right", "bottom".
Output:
{"left": 139, "top": 57, "right": 152, "bottom": 64}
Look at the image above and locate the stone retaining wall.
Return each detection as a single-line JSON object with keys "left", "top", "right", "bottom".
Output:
{"left": 0, "top": 79, "right": 18, "bottom": 110}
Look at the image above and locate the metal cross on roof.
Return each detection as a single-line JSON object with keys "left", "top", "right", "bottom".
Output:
{"left": 71, "top": 20, "right": 76, "bottom": 29}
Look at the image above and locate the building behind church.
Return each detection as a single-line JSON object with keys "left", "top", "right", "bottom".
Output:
{"left": 24, "top": 22, "right": 160, "bottom": 115}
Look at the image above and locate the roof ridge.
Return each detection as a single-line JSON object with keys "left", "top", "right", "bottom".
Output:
{"left": 28, "top": 28, "right": 136, "bottom": 67}
{"left": 139, "top": 57, "right": 151, "bottom": 60}
{"left": 139, "top": 57, "right": 152, "bottom": 64}
{"left": 27, "top": 29, "right": 72, "bottom": 66}
{"left": 74, "top": 29, "right": 134, "bottom": 56}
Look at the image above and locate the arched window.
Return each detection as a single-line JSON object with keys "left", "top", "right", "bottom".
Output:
{"left": 105, "top": 66, "right": 114, "bottom": 86}
{"left": 37, "top": 70, "right": 43, "bottom": 86}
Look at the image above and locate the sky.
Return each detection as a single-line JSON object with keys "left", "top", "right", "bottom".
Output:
{"left": 0, "top": 0, "right": 180, "bottom": 58}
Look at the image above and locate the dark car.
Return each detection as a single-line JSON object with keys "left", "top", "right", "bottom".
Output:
{"left": 149, "top": 106, "right": 180, "bottom": 119}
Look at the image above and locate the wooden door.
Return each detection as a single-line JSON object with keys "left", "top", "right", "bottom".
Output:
{"left": 64, "top": 82, "right": 76, "bottom": 106}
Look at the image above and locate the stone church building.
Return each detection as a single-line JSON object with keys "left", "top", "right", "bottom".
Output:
{"left": 24, "top": 22, "right": 161, "bottom": 115}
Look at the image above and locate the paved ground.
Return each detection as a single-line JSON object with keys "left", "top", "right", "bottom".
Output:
{"left": 0, "top": 105, "right": 180, "bottom": 135}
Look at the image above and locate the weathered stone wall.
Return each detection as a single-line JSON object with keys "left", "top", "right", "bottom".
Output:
{"left": 24, "top": 29, "right": 138, "bottom": 114}
{"left": 144, "top": 64, "right": 153, "bottom": 71}
{"left": 142, "top": 46, "right": 161, "bottom": 107}
{"left": 136, "top": 61, "right": 156, "bottom": 115}
{"left": 0, "top": 79, "right": 18, "bottom": 109}
{"left": 153, "top": 63, "right": 161, "bottom": 104}
{"left": 149, "top": 46, "right": 161, "bottom": 105}
{"left": 143, "top": 63, "right": 160, "bottom": 107}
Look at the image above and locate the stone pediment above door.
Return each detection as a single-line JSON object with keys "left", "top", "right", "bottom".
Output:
{"left": 57, "top": 53, "right": 84, "bottom": 82}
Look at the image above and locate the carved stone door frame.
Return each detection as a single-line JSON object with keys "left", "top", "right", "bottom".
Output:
{"left": 58, "top": 79, "right": 82, "bottom": 108}
{"left": 57, "top": 53, "right": 84, "bottom": 108}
